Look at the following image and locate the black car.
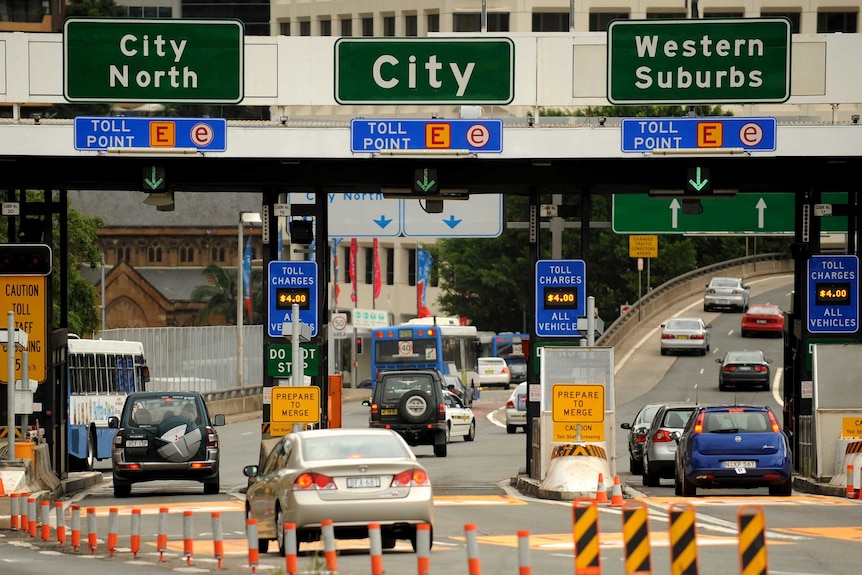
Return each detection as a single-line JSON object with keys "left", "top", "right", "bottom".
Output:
{"left": 504, "top": 356, "right": 528, "bottom": 383}
{"left": 717, "top": 350, "right": 772, "bottom": 391}
{"left": 108, "top": 391, "right": 226, "bottom": 497}
{"left": 620, "top": 402, "right": 664, "bottom": 474}
{"left": 363, "top": 369, "right": 448, "bottom": 457}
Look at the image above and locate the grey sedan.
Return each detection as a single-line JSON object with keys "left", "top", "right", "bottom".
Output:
{"left": 660, "top": 317, "right": 711, "bottom": 356}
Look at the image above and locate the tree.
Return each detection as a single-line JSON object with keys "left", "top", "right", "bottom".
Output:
{"left": 191, "top": 264, "right": 264, "bottom": 326}
{"left": 65, "top": 0, "right": 127, "bottom": 17}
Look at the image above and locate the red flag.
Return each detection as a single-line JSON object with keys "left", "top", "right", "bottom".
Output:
{"left": 373, "top": 238, "right": 381, "bottom": 300}
{"left": 349, "top": 238, "right": 358, "bottom": 303}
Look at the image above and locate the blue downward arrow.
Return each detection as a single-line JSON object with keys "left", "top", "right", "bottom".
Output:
{"left": 373, "top": 215, "right": 393, "bottom": 229}
{"left": 443, "top": 215, "right": 462, "bottom": 229}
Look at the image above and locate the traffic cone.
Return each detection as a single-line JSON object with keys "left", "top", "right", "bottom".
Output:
{"left": 610, "top": 475, "right": 624, "bottom": 507}
{"left": 594, "top": 473, "right": 609, "bottom": 504}
{"left": 846, "top": 464, "right": 855, "bottom": 499}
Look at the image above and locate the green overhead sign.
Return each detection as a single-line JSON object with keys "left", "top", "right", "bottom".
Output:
{"left": 334, "top": 37, "right": 515, "bottom": 104}
{"left": 64, "top": 18, "right": 244, "bottom": 104}
{"left": 612, "top": 193, "right": 849, "bottom": 234}
{"left": 607, "top": 18, "right": 791, "bottom": 104}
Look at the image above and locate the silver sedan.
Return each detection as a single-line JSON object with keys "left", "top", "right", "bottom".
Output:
{"left": 244, "top": 428, "right": 434, "bottom": 555}
{"left": 660, "top": 317, "right": 711, "bottom": 356}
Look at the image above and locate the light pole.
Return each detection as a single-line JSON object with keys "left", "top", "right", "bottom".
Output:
{"left": 237, "top": 211, "right": 261, "bottom": 388}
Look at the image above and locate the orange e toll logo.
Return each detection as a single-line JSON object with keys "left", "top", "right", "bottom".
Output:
{"left": 425, "top": 123, "right": 450, "bottom": 148}
{"left": 697, "top": 122, "right": 723, "bottom": 148}
{"left": 150, "top": 121, "right": 176, "bottom": 147}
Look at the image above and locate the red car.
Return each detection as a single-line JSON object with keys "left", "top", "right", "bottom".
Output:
{"left": 740, "top": 304, "right": 784, "bottom": 337}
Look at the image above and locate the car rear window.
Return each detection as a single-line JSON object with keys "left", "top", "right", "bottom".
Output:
{"left": 668, "top": 320, "right": 701, "bottom": 330}
{"left": 748, "top": 306, "right": 780, "bottom": 315}
{"left": 704, "top": 411, "right": 770, "bottom": 433}
{"left": 711, "top": 279, "right": 739, "bottom": 288}
{"left": 479, "top": 358, "right": 506, "bottom": 367}
{"left": 380, "top": 375, "right": 434, "bottom": 400}
{"left": 128, "top": 395, "right": 201, "bottom": 426}
{"left": 303, "top": 434, "right": 410, "bottom": 460}
{"left": 661, "top": 409, "right": 694, "bottom": 428}
{"left": 726, "top": 352, "right": 764, "bottom": 362}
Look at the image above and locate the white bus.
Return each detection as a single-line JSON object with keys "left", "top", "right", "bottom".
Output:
{"left": 67, "top": 338, "right": 149, "bottom": 470}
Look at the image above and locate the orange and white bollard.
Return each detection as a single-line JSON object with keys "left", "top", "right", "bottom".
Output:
{"left": 246, "top": 518, "right": 259, "bottom": 573}
{"left": 321, "top": 518, "right": 338, "bottom": 572}
{"left": 28, "top": 496, "right": 37, "bottom": 537}
{"left": 284, "top": 522, "right": 298, "bottom": 575}
{"left": 87, "top": 507, "right": 98, "bottom": 555}
{"left": 517, "top": 530, "right": 531, "bottom": 575}
{"left": 19, "top": 492, "right": 29, "bottom": 533}
{"left": 40, "top": 500, "right": 51, "bottom": 541}
{"left": 130, "top": 509, "right": 141, "bottom": 558}
{"left": 9, "top": 493, "right": 19, "bottom": 531}
{"left": 183, "top": 510, "right": 194, "bottom": 565}
{"left": 416, "top": 523, "right": 431, "bottom": 575}
{"left": 594, "top": 474, "right": 609, "bottom": 504}
{"left": 157, "top": 507, "right": 169, "bottom": 562}
{"left": 610, "top": 475, "right": 625, "bottom": 507}
{"left": 465, "top": 523, "right": 482, "bottom": 575}
{"left": 211, "top": 512, "right": 224, "bottom": 570}
{"left": 70, "top": 505, "right": 81, "bottom": 552}
{"left": 847, "top": 464, "right": 855, "bottom": 499}
{"left": 368, "top": 522, "right": 384, "bottom": 575}
{"left": 107, "top": 507, "right": 119, "bottom": 557}
{"left": 55, "top": 501, "right": 66, "bottom": 547}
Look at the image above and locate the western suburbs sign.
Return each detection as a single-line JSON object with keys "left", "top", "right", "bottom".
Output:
{"left": 607, "top": 18, "right": 791, "bottom": 104}
{"left": 63, "top": 18, "right": 244, "bottom": 103}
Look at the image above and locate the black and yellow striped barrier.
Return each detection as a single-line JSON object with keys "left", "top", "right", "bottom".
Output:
{"left": 738, "top": 505, "right": 768, "bottom": 575}
{"left": 572, "top": 497, "right": 601, "bottom": 575}
{"left": 846, "top": 441, "right": 862, "bottom": 454}
{"left": 669, "top": 502, "right": 699, "bottom": 575}
{"left": 622, "top": 500, "right": 652, "bottom": 575}
{"left": 0, "top": 427, "right": 24, "bottom": 438}
{"left": 551, "top": 444, "right": 607, "bottom": 459}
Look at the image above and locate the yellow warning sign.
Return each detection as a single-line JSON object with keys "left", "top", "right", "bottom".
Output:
{"left": 552, "top": 384, "right": 605, "bottom": 423}
{"left": 271, "top": 386, "right": 320, "bottom": 424}
{"left": 629, "top": 235, "right": 658, "bottom": 258}
{"left": 553, "top": 422, "right": 606, "bottom": 443}
{"left": 0, "top": 276, "right": 46, "bottom": 383}
{"left": 841, "top": 417, "right": 862, "bottom": 439}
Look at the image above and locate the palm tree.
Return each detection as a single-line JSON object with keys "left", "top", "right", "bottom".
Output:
{"left": 191, "top": 264, "right": 265, "bottom": 326}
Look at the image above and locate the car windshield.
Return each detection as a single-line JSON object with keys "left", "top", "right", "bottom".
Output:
{"left": 667, "top": 320, "right": 702, "bottom": 330}
{"left": 302, "top": 434, "right": 411, "bottom": 460}
{"left": 726, "top": 351, "right": 764, "bottom": 362}
{"left": 704, "top": 411, "right": 771, "bottom": 433}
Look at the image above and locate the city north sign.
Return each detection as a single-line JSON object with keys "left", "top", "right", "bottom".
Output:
{"left": 607, "top": 18, "right": 791, "bottom": 104}
{"left": 63, "top": 18, "right": 244, "bottom": 103}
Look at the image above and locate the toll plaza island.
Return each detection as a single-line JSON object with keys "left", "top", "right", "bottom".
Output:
{"left": 0, "top": 17, "right": 859, "bottom": 494}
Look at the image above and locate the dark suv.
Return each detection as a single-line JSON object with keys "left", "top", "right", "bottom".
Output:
{"left": 364, "top": 370, "right": 449, "bottom": 457}
{"left": 108, "top": 391, "right": 226, "bottom": 497}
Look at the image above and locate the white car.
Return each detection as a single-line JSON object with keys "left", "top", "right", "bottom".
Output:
{"left": 505, "top": 381, "right": 528, "bottom": 434}
{"left": 703, "top": 277, "right": 750, "bottom": 312}
{"left": 442, "top": 391, "right": 476, "bottom": 443}
{"left": 478, "top": 357, "right": 511, "bottom": 389}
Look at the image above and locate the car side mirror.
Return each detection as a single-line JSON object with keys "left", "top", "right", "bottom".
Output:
{"left": 212, "top": 414, "right": 226, "bottom": 426}
{"left": 705, "top": 324, "right": 712, "bottom": 329}
{"left": 243, "top": 465, "right": 260, "bottom": 478}
{"left": 716, "top": 358, "right": 723, "bottom": 364}
{"left": 361, "top": 399, "right": 371, "bottom": 407}
{"left": 108, "top": 416, "right": 119, "bottom": 429}
{"left": 784, "top": 429, "right": 793, "bottom": 441}
{"left": 766, "top": 359, "right": 773, "bottom": 364}
{"left": 670, "top": 431, "right": 681, "bottom": 443}
{"left": 620, "top": 422, "right": 632, "bottom": 430}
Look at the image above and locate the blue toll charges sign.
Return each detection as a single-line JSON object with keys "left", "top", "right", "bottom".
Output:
{"left": 807, "top": 255, "right": 859, "bottom": 334}
{"left": 621, "top": 117, "right": 776, "bottom": 153}
{"left": 268, "top": 261, "right": 318, "bottom": 338}
{"left": 535, "top": 260, "right": 586, "bottom": 337}
{"left": 351, "top": 119, "right": 503, "bottom": 153}
{"left": 74, "top": 117, "right": 227, "bottom": 151}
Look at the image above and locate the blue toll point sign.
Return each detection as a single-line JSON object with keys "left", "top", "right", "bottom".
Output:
{"left": 535, "top": 259, "right": 586, "bottom": 337}
{"left": 621, "top": 117, "right": 776, "bottom": 153}
{"left": 74, "top": 117, "right": 227, "bottom": 151}
{"left": 350, "top": 119, "right": 503, "bottom": 153}
{"left": 268, "top": 261, "right": 318, "bottom": 338}
{"left": 807, "top": 255, "right": 859, "bottom": 334}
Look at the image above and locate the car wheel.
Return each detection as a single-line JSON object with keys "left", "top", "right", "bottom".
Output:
{"left": 248, "top": 507, "right": 269, "bottom": 554}
{"left": 719, "top": 380, "right": 727, "bottom": 391}
{"left": 769, "top": 480, "right": 792, "bottom": 496}
{"left": 660, "top": 348, "right": 668, "bottom": 356}
{"left": 445, "top": 422, "right": 452, "bottom": 443}
{"left": 204, "top": 475, "right": 220, "bottom": 495}
{"left": 113, "top": 481, "right": 131, "bottom": 498}
{"left": 276, "top": 506, "right": 286, "bottom": 557}
{"left": 399, "top": 390, "right": 433, "bottom": 424}
{"left": 681, "top": 473, "right": 696, "bottom": 497}
{"left": 382, "top": 534, "right": 397, "bottom": 549}
{"left": 433, "top": 441, "right": 447, "bottom": 457}
{"left": 674, "top": 474, "right": 683, "bottom": 496}
{"left": 699, "top": 348, "right": 707, "bottom": 356}
{"left": 506, "top": 424, "right": 516, "bottom": 434}
{"left": 465, "top": 420, "right": 476, "bottom": 442}
{"left": 630, "top": 456, "right": 643, "bottom": 476}
{"left": 410, "top": 526, "right": 433, "bottom": 552}
{"left": 645, "top": 462, "right": 661, "bottom": 487}
{"left": 85, "top": 431, "right": 96, "bottom": 471}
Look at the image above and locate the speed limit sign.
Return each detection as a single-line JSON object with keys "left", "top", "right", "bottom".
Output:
{"left": 331, "top": 312, "right": 349, "bottom": 339}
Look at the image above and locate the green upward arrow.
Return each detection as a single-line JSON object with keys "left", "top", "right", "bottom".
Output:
{"left": 688, "top": 167, "right": 709, "bottom": 191}
{"left": 415, "top": 168, "right": 436, "bottom": 193}
{"left": 144, "top": 166, "right": 164, "bottom": 190}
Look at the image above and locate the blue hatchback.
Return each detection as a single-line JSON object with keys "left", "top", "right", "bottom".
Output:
{"left": 674, "top": 405, "right": 792, "bottom": 497}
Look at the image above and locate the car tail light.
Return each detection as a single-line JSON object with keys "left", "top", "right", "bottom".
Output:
{"left": 294, "top": 472, "right": 336, "bottom": 491}
{"left": 723, "top": 365, "right": 737, "bottom": 372}
{"left": 693, "top": 412, "right": 705, "bottom": 434}
{"left": 754, "top": 366, "right": 768, "bottom": 372}
{"left": 113, "top": 430, "right": 125, "bottom": 450}
{"left": 438, "top": 402, "right": 446, "bottom": 420}
{"left": 391, "top": 468, "right": 430, "bottom": 487}
{"left": 501, "top": 367, "right": 509, "bottom": 374}
{"left": 505, "top": 399, "right": 515, "bottom": 408}
{"left": 690, "top": 334, "right": 704, "bottom": 340}
{"left": 661, "top": 333, "right": 676, "bottom": 340}
{"left": 706, "top": 288, "right": 716, "bottom": 294}
{"left": 635, "top": 433, "right": 647, "bottom": 443}
{"left": 767, "top": 411, "right": 781, "bottom": 432}
{"left": 369, "top": 402, "right": 380, "bottom": 419}
{"left": 205, "top": 427, "right": 218, "bottom": 448}
{"left": 652, "top": 429, "right": 673, "bottom": 443}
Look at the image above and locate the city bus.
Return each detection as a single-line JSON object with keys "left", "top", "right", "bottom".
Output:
{"left": 491, "top": 332, "right": 529, "bottom": 358}
{"left": 67, "top": 338, "right": 149, "bottom": 470}
{"left": 370, "top": 320, "right": 481, "bottom": 388}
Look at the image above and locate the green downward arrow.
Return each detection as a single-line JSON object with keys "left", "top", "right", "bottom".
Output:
{"left": 144, "top": 166, "right": 164, "bottom": 190}
{"left": 688, "top": 167, "right": 709, "bottom": 191}
{"left": 415, "top": 169, "right": 436, "bottom": 193}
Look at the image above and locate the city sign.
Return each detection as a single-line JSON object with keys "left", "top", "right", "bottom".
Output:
{"left": 267, "top": 344, "right": 319, "bottom": 377}
{"left": 64, "top": 18, "right": 244, "bottom": 103}
{"left": 621, "top": 117, "right": 776, "bottom": 153}
{"left": 613, "top": 192, "right": 849, "bottom": 234}
{"left": 607, "top": 18, "right": 791, "bottom": 104}
{"left": 351, "top": 119, "right": 503, "bottom": 153}
{"left": 268, "top": 261, "right": 318, "bottom": 338}
{"left": 351, "top": 309, "right": 389, "bottom": 329}
{"left": 0, "top": 276, "right": 46, "bottom": 383}
{"left": 334, "top": 37, "right": 515, "bottom": 104}
{"left": 75, "top": 117, "right": 227, "bottom": 151}
{"left": 535, "top": 260, "right": 586, "bottom": 337}
{"left": 807, "top": 255, "right": 858, "bottom": 334}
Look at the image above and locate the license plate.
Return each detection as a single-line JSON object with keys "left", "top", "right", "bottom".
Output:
{"left": 738, "top": 366, "right": 752, "bottom": 371}
{"left": 756, "top": 320, "right": 768, "bottom": 324}
{"left": 126, "top": 439, "right": 148, "bottom": 448}
{"left": 677, "top": 335, "right": 689, "bottom": 339}
{"left": 347, "top": 476, "right": 380, "bottom": 488}
{"left": 723, "top": 460, "right": 755, "bottom": 468}
{"left": 381, "top": 408, "right": 398, "bottom": 416}
{"left": 485, "top": 370, "right": 494, "bottom": 374}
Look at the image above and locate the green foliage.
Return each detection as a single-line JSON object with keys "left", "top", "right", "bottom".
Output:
{"left": 540, "top": 105, "right": 732, "bottom": 118}
{"left": 65, "top": 0, "right": 127, "bottom": 17}
{"left": 191, "top": 264, "right": 264, "bottom": 326}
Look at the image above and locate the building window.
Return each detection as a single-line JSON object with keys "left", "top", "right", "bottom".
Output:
{"left": 427, "top": 13, "right": 440, "bottom": 33}
{"left": 300, "top": 20, "right": 311, "bottom": 36}
{"left": 180, "top": 245, "right": 195, "bottom": 263}
{"left": 212, "top": 245, "right": 226, "bottom": 263}
{"left": 532, "top": 12, "right": 569, "bottom": 32}
{"left": 341, "top": 18, "right": 352, "bottom": 37}
{"left": 817, "top": 11, "right": 858, "bottom": 33}
{"left": 386, "top": 248, "right": 394, "bottom": 285}
{"left": 762, "top": 12, "right": 800, "bottom": 33}
{"left": 405, "top": 15, "right": 417, "bottom": 36}
{"left": 408, "top": 249, "right": 416, "bottom": 287}
{"left": 280, "top": 22, "right": 290, "bottom": 36}
{"left": 364, "top": 247, "right": 373, "bottom": 284}
{"left": 320, "top": 18, "right": 331, "bottom": 36}
{"left": 646, "top": 12, "right": 687, "bottom": 19}
{"left": 589, "top": 12, "right": 629, "bottom": 31}
{"left": 148, "top": 245, "right": 163, "bottom": 263}
{"left": 116, "top": 245, "right": 131, "bottom": 263}
{"left": 703, "top": 12, "right": 744, "bottom": 18}
{"left": 362, "top": 17, "right": 373, "bottom": 36}
{"left": 383, "top": 15, "right": 395, "bottom": 36}
{"left": 454, "top": 12, "right": 509, "bottom": 32}
{"left": 343, "top": 246, "right": 351, "bottom": 282}
{"left": 158, "top": 7, "right": 171, "bottom": 18}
